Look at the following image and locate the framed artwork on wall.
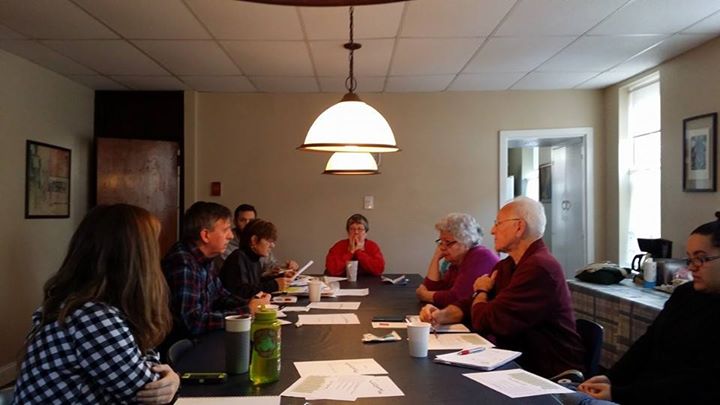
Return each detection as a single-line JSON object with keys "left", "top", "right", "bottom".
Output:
{"left": 25, "top": 140, "right": 71, "bottom": 218}
{"left": 539, "top": 163, "right": 552, "bottom": 202}
{"left": 683, "top": 113, "right": 717, "bottom": 192}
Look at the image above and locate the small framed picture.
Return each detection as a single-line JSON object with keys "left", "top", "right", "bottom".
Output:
{"left": 25, "top": 140, "right": 71, "bottom": 218}
{"left": 683, "top": 113, "right": 717, "bottom": 192}
{"left": 539, "top": 163, "right": 552, "bottom": 202}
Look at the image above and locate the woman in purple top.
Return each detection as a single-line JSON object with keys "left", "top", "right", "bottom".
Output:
{"left": 416, "top": 213, "right": 499, "bottom": 308}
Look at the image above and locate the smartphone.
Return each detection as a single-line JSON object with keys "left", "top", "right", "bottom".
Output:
{"left": 180, "top": 372, "right": 227, "bottom": 384}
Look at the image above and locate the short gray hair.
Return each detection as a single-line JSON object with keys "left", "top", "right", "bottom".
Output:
{"left": 435, "top": 213, "right": 483, "bottom": 247}
{"left": 505, "top": 196, "right": 546, "bottom": 240}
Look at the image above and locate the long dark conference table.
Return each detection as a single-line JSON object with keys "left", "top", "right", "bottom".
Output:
{"left": 176, "top": 274, "right": 560, "bottom": 404}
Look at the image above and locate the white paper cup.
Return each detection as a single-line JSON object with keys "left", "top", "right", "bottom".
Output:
{"left": 308, "top": 280, "right": 322, "bottom": 302}
{"left": 346, "top": 260, "right": 359, "bottom": 282}
{"left": 225, "top": 315, "right": 252, "bottom": 374}
{"left": 407, "top": 322, "right": 431, "bottom": 358}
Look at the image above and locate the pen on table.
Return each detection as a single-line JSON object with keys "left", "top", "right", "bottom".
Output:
{"left": 457, "top": 346, "right": 486, "bottom": 356}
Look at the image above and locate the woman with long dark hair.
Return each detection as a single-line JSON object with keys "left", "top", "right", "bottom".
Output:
{"left": 13, "top": 204, "right": 179, "bottom": 404}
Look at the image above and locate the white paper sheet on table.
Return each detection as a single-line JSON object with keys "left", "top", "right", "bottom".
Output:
{"left": 281, "top": 375, "right": 404, "bottom": 401}
{"left": 307, "top": 301, "right": 361, "bottom": 310}
{"left": 405, "top": 315, "right": 470, "bottom": 333}
{"left": 296, "top": 313, "right": 360, "bottom": 325}
{"left": 323, "top": 276, "right": 347, "bottom": 283}
{"left": 176, "top": 396, "right": 280, "bottom": 405}
{"left": 463, "top": 369, "right": 573, "bottom": 398}
{"left": 294, "top": 358, "right": 387, "bottom": 377}
{"left": 279, "top": 306, "right": 309, "bottom": 312}
{"left": 426, "top": 333, "right": 494, "bottom": 350}
{"left": 334, "top": 288, "right": 369, "bottom": 296}
{"left": 371, "top": 321, "right": 408, "bottom": 329}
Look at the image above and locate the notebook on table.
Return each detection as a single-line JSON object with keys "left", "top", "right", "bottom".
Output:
{"left": 433, "top": 348, "right": 522, "bottom": 371}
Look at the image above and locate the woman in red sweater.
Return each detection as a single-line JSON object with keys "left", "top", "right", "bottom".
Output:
{"left": 325, "top": 214, "right": 385, "bottom": 276}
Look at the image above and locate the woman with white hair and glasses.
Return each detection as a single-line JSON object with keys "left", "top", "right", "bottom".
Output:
{"left": 416, "top": 213, "right": 498, "bottom": 308}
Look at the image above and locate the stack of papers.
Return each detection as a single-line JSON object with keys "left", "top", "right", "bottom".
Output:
{"left": 306, "top": 302, "right": 361, "bottom": 310}
{"left": 335, "top": 288, "right": 369, "bottom": 296}
{"left": 296, "top": 313, "right": 360, "bottom": 325}
{"left": 434, "top": 348, "right": 521, "bottom": 371}
{"left": 427, "top": 333, "right": 494, "bottom": 350}
{"left": 463, "top": 369, "right": 573, "bottom": 398}
{"left": 282, "top": 359, "right": 404, "bottom": 401}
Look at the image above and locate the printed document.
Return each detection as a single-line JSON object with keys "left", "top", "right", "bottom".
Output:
{"left": 282, "top": 375, "right": 404, "bottom": 401}
{"left": 294, "top": 358, "right": 387, "bottom": 377}
{"left": 307, "top": 302, "right": 361, "bottom": 310}
{"left": 463, "top": 369, "right": 573, "bottom": 398}
{"left": 427, "top": 333, "right": 494, "bottom": 350}
{"left": 297, "top": 313, "right": 360, "bottom": 325}
{"left": 176, "top": 396, "right": 280, "bottom": 405}
{"left": 406, "top": 315, "right": 470, "bottom": 333}
{"left": 334, "top": 288, "right": 369, "bottom": 296}
{"left": 434, "top": 348, "right": 521, "bottom": 371}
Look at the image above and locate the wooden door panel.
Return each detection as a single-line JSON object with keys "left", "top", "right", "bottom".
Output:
{"left": 96, "top": 138, "right": 179, "bottom": 255}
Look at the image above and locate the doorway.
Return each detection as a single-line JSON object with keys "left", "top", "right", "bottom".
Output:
{"left": 499, "top": 128, "right": 595, "bottom": 277}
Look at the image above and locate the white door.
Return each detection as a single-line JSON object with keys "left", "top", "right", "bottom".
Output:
{"left": 551, "top": 142, "right": 586, "bottom": 277}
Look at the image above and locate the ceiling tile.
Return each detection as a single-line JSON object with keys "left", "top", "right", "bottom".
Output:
{"left": 180, "top": 76, "right": 256, "bottom": 92}
{"left": 310, "top": 39, "right": 393, "bottom": 76}
{"left": 401, "top": 0, "right": 514, "bottom": 38}
{"left": 111, "top": 75, "right": 187, "bottom": 90}
{"left": 611, "top": 34, "right": 716, "bottom": 74}
{"left": 186, "top": 0, "right": 303, "bottom": 40}
{"left": 222, "top": 41, "right": 314, "bottom": 76}
{"left": 318, "top": 76, "right": 385, "bottom": 93}
{"left": 497, "top": 0, "right": 626, "bottom": 36}
{"left": 448, "top": 72, "right": 526, "bottom": 91}
{"left": 251, "top": 77, "right": 319, "bottom": 93}
{"left": 0, "top": 40, "right": 96, "bottom": 75}
{"left": 512, "top": 71, "right": 598, "bottom": 90}
{"left": 42, "top": 40, "right": 168, "bottom": 75}
{"left": 590, "top": 0, "right": 720, "bottom": 35}
{"left": 74, "top": 0, "right": 211, "bottom": 39}
{"left": 385, "top": 75, "right": 454, "bottom": 92}
{"left": 574, "top": 71, "right": 634, "bottom": 89}
{"left": 68, "top": 75, "right": 127, "bottom": 90}
{"left": 134, "top": 40, "right": 240, "bottom": 75}
{"left": 0, "top": 0, "right": 117, "bottom": 39}
{"left": 464, "top": 36, "right": 575, "bottom": 73}
{"left": 0, "top": 23, "right": 24, "bottom": 39}
{"left": 537, "top": 35, "right": 666, "bottom": 72}
{"left": 301, "top": 3, "right": 403, "bottom": 40}
{"left": 390, "top": 38, "right": 481, "bottom": 75}
{"left": 683, "top": 10, "right": 720, "bottom": 34}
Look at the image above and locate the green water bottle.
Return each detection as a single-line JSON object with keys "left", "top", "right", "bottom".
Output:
{"left": 249, "top": 308, "right": 281, "bottom": 385}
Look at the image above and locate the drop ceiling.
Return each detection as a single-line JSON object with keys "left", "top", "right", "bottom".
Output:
{"left": 0, "top": 0, "right": 719, "bottom": 92}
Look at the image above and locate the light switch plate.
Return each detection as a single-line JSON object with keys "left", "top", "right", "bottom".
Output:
{"left": 364, "top": 195, "right": 374, "bottom": 210}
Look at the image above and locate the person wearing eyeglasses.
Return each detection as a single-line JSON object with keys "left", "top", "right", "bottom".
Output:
{"left": 564, "top": 212, "right": 720, "bottom": 405}
{"left": 325, "top": 213, "right": 385, "bottom": 276}
{"left": 416, "top": 213, "right": 498, "bottom": 308}
{"left": 420, "top": 196, "right": 584, "bottom": 378}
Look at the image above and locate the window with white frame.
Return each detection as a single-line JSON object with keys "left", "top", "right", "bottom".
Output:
{"left": 620, "top": 74, "right": 661, "bottom": 266}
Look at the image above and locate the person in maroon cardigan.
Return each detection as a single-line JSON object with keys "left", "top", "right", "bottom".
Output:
{"left": 325, "top": 213, "right": 385, "bottom": 277}
{"left": 416, "top": 213, "right": 498, "bottom": 308}
{"left": 420, "top": 196, "right": 584, "bottom": 378}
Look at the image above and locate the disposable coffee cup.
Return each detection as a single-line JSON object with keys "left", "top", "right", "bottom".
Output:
{"left": 225, "top": 314, "right": 252, "bottom": 374}
{"left": 308, "top": 280, "right": 322, "bottom": 302}
{"left": 346, "top": 260, "right": 359, "bottom": 282}
{"left": 407, "top": 322, "right": 431, "bottom": 358}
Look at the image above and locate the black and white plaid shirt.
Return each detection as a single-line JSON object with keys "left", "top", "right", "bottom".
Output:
{"left": 13, "top": 302, "right": 160, "bottom": 404}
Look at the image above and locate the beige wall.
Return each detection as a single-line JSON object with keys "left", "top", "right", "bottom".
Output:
{"left": 185, "top": 90, "right": 606, "bottom": 276}
{"left": 604, "top": 36, "right": 720, "bottom": 261}
{"left": 0, "top": 50, "right": 94, "bottom": 374}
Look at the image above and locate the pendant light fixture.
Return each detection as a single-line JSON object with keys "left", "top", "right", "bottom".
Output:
{"left": 298, "top": 6, "right": 399, "bottom": 153}
{"left": 323, "top": 152, "right": 380, "bottom": 175}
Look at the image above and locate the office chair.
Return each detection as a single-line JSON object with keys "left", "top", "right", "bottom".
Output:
{"left": 166, "top": 338, "right": 194, "bottom": 370}
{"left": 576, "top": 318, "right": 604, "bottom": 377}
{"left": 551, "top": 318, "right": 604, "bottom": 384}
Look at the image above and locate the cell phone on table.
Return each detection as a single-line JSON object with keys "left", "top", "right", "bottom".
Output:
{"left": 180, "top": 372, "right": 227, "bottom": 384}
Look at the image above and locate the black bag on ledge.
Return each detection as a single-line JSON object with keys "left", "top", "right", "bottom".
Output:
{"left": 575, "top": 262, "right": 627, "bottom": 285}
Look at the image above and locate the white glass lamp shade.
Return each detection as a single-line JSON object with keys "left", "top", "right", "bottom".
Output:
{"left": 300, "top": 99, "right": 399, "bottom": 153}
{"left": 323, "top": 152, "right": 379, "bottom": 175}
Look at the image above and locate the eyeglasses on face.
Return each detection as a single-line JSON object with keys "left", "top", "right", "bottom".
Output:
{"left": 348, "top": 226, "right": 366, "bottom": 233}
{"left": 493, "top": 218, "right": 521, "bottom": 226}
{"left": 685, "top": 255, "right": 720, "bottom": 268}
{"left": 435, "top": 239, "right": 458, "bottom": 248}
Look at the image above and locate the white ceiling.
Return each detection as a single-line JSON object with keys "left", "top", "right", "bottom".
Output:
{"left": 0, "top": 0, "right": 719, "bottom": 93}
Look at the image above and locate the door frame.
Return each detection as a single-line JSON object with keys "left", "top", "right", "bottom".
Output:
{"left": 498, "top": 127, "right": 595, "bottom": 264}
